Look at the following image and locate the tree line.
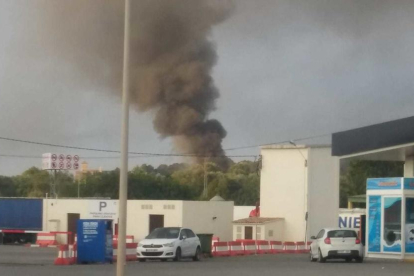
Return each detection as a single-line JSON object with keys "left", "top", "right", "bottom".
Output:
{"left": 0, "top": 159, "right": 404, "bottom": 208}
{"left": 0, "top": 160, "right": 260, "bottom": 206}
{"left": 340, "top": 160, "right": 404, "bottom": 208}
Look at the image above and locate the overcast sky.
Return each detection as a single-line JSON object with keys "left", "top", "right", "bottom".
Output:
{"left": 1, "top": 0, "right": 414, "bottom": 176}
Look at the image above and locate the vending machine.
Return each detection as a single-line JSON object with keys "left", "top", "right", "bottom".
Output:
{"left": 366, "top": 178, "right": 414, "bottom": 260}
{"left": 77, "top": 219, "right": 113, "bottom": 264}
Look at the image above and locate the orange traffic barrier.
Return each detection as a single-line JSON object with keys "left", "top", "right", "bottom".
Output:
{"left": 212, "top": 242, "right": 230, "bottom": 257}
{"left": 229, "top": 241, "right": 244, "bottom": 256}
{"left": 54, "top": 245, "right": 72, "bottom": 265}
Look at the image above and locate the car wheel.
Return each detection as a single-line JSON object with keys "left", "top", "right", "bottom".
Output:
{"left": 355, "top": 257, "right": 364, "bottom": 263}
{"left": 138, "top": 258, "right": 146, "bottom": 262}
{"left": 318, "top": 249, "right": 326, "bottom": 263}
{"left": 174, "top": 247, "right": 182, "bottom": 262}
{"left": 345, "top": 257, "right": 352, "bottom": 263}
{"left": 193, "top": 247, "right": 202, "bottom": 261}
{"left": 310, "top": 250, "right": 317, "bottom": 262}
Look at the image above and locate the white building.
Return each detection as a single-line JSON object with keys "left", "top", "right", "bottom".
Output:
{"left": 259, "top": 145, "right": 339, "bottom": 242}
{"left": 43, "top": 199, "right": 233, "bottom": 243}
{"left": 232, "top": 217, "right": 284, "bottom": 241}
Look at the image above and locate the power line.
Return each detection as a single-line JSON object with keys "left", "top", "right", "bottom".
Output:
{"left": 0, "top": 135, "right": 253, "bottom": 158}
{"left": 0, "top": 115, "right": 411, "bottom": 157}
{"left": 0, "top": 132, "right": 327, "bottom": 158}
{"left": 0, "top": 131, "right": 328, "bottom": 158}
{"left": 0, "top": 132, "right": 329, "bottom": 157}
{"left": 0, "top": 136, "right": 136, "bottom": 155}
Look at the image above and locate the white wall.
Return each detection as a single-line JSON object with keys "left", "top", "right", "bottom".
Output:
{"left": 260, "top": 146, "right": 339, "bottom": 242}
{"left": 405, "top": 156, "right": 414, "bottom": 177}
{"left": 307, "top": 147, "right": 339, "bottom": 239}
{"left": 264, "top": 220, "right": 284, "bottom": 241}
{"left": 260, "top": 146, "right": 309, "bottom": 241}
{"left": 127, "top": 200, "right": 183, "bottom": 241}
{"left": 233, "top": 206, "right": 255, "bottom": 220}
{"left": 232, "top": 220, "right": 284, "bottom": 241}
{"left": 43, "top": 199, "right": 117, "bottom": 243}
{"left": 232, "top": 224, "right": 263, "bottom": 241}
{"left": 233, "top": 224, "right": 244, "bottom": 240}
{"left": 182, "top": 201, "right": 234, "bottom": 241}
{"left": 45, "top": 199, "right": 183, "bottom": 242}
{"left": 43, "top": 199, "right": 233, "bottom": 242}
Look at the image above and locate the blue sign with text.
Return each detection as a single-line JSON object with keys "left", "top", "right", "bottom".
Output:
{"left": 77, "top": 219, "right": 113, "bottom": 264}
{"left": 368, "top": 196, "right": 381, "bottom": 252}
{"left": 367, "top": 178, "right": 402, "bottom": 190}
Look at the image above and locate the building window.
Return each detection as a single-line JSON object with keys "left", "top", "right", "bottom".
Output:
{"left": 256, "top": 226, "right": 262, "bottom": 240}
{"left": 141, "top": 204, "right": 153, "bottom": 210}
{"left": 237, "top": 226, "right": 242, "bottom": 233}
{"left": 163, "top": 204, "right": 175, "bottom": 210}
{"left": 268, "top": 230, "right": 274, "bottom": 237}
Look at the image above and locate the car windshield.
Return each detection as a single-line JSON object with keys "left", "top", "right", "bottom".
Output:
{"left": 146, "top": 228, "right": 180, "bottom": 239}
{"left": 327, "top": 230, "right": 357, "bottom": 238}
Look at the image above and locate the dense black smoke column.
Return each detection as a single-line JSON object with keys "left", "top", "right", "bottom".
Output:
{"left": 35, "top": 0, "right": 232, "bottom": 168}
{"left": 130, "top": 0, "right": 233, "bottom": 168}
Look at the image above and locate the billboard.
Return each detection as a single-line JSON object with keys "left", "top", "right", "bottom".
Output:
{"left": 42, "top": 153, "right": 80, "bottom": 170}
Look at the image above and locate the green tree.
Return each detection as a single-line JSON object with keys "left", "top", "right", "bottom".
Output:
{"left": 78, "top": 169, "right": 120, "bottom": 198}
{"left": 340, "top": 160, "right": 404, "bottom": 207}
{"left": 204, "top": 162, "right": 260, "bottom": 205}
{"left": 228, "top": 160, "right": 258, "bottom": 175}
{"left": 0, "top": 176, "right": 17, "bottom": 197}
{"left": 156, "top": 163, "right": 189, "bottom": 177}
{"left": 128, "top": 169, "right": 193, "bottom": 200}
{"left": 55, "top": 171, "right": 77, "bottom": 197}
{"left": 171, "top": 164, "right": 204, "bottom": 198}
{"left": 13, "top": 167, "right": 50, "bottom": 197}
{"left": 0, "top": 160, "right": 261, "bottom": 203}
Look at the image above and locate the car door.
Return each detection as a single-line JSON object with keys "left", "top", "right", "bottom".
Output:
{"left": 311, "top": 229, "right": 325, "bottom": 256}
{"left": 185, "top": 229, "right": 198, "bottom": 256}
{"left": 179, "top": 229, "right": 191, "bottom": 257}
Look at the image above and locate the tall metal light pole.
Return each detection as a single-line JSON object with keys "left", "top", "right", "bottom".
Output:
{"left": 117, "top": 0, "right": 131, "bottom": 275}
{"left": 203, "top": 157, "right": 208, "bottom": 198}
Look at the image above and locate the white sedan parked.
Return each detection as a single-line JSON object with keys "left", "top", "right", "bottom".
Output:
{"left": 137, "top": 227, "right": 202, "bottom": 262}
{"left": 310, "top": 228, "right": 363, "bottom": 263}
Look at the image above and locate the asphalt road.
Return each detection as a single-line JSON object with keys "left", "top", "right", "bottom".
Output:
{"left": 1, "top": 246, "right": 413, "bottom": 276}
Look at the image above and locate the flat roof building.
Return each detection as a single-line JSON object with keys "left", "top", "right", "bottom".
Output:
{"left": 259, "top": 145, "right": 339, "bottom": 242}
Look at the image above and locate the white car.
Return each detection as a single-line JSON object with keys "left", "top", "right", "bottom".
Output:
{"left": 137, "top": 227, "right": 202, "bottom": 262}
{"left": 310, "top": 228, "right": 363, "bottom": 263}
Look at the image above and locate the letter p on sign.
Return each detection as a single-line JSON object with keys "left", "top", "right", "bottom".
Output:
{"left": 99, "top": 202, "right": 107, "bottom": 211}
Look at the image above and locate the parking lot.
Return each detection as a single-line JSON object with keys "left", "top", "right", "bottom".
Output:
{"left": 1, "top": 245, "right": 414, "bottom": 276}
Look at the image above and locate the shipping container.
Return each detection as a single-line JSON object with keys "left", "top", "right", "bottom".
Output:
{"left": 0, "top": 198, "right": 43, "bottom": 244}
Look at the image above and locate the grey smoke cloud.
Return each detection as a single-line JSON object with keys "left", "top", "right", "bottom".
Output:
{"left": 1, "top": 0, "right": 414, "bottom": 176}
{"left": 129, "top": 1, "right": 232, "bottom": 168}
{"left": 31, "top": 0, "right": 233, "bottom": 167}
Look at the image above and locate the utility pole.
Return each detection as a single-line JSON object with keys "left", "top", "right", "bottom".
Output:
{"left": 116, "top": 0, "right": 131, "bottom": 275}
{"left": 203, "top": 157, "right": 208, "bottom": 198}
{"left": 50, "top": 170, "right": 57, "bottom": 199}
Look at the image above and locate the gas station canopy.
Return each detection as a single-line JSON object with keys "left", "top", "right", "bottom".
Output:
{"left": 332, "top": 116, "right": 414, "bottom": 160}
{"left": 332, "top": 116, "right": 414, "bottom": 176}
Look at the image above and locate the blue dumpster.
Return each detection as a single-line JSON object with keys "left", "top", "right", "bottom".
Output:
{"left": 77, "top": 220, "right": 113, "bottom": 264}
